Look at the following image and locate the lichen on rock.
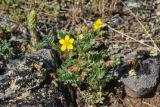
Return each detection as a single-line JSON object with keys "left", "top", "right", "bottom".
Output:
{"left": 0, "top": 49, "right": 77, "bottom": 106}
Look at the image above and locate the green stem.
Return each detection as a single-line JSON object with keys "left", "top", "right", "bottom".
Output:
{"left": 30, "top": 29, "right": 38, "bottom": 46}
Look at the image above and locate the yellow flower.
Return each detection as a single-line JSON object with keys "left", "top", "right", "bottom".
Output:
{"left": 93, "top": 19, "right": 103, "bottom": 31}
{"left": 59, "top": 35, "right": 74, "bottom": 51}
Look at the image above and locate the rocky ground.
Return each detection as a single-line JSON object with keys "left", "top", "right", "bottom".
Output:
{"left": 0, "top": 0, "right": 160, "bottom": 107}
{"left": 0, "top": 49, "right": 77, "bottom": 106}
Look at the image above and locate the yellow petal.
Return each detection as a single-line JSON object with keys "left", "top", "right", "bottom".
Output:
{"left": 61, "top": 45, "right": 66, "bottom": 51}
{"left": 67, "top": 44, "right": 73, "bottom": 50}
{"left": 59, "top": 39, "right": 64, "bottom": 44}
{"left": 93, "top": 19, "right": 103, "bottom": 30}
{"left": 69, "top": 38, "right": 74, "bottom": 43}
{"left": 95, "top": 19, "right": 102, "bottom": 25}
{"left": 93, "top": 25, "right": 99, "bottom": 31}
{"left": 65, "top": 35, "right": 70, "bottom": 41}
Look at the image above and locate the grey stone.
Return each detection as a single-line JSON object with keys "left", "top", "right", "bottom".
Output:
{"left": 111, "top": 48, "right": 149, "bottom": 78}
{"left": 0, "top": 93, "right": 5, "bottom": 100}
{"left": 125, "top": 86, "right": 140, "bottom": 98}
{"left": 124, "top": 0, "right": 141, "bottom": 8}
{"left": 0, "top": 49, "right": 77, "bottom": 107}
{"left": 122, "top": 48, "right": 149, "bottom": 63}
{"left": 26, "top": 49, "right": 58, "bottom": 71}
{"left": 120, "top": 58, "right": 160, "bottom": 97}
{"left": 111, "top": 62, "right": 131, "bottom": 78}
{"left": 0, "top": 49, "right": 58, "bottom": 99}
{"left": 156, "top": 83, "right": 160, "bottom": 92}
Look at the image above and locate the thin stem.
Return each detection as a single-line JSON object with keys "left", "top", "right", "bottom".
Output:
{"left": 107, "top": 25, "right": 159, "bottom": 51}
{"left": 108, "top": 40, "right": 160, "bottom": 43}
{"left": 121, "top": 1, "right": 160, "bottom": 52}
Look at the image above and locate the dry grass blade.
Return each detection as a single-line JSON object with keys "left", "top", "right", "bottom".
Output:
{"left": 109, "top": 40, "right": 160, "bottom": 43}
{"left": 121, "top": 1, "right": 160, "bottom": 52}
{"left": 107, "top": 25, "right": 158, "bottom": 51}
{"left": 99, "top": 0, "right": 105, "bottom": 17}
{"left": 142, "top": 101, "right": 157, "bottom": 107}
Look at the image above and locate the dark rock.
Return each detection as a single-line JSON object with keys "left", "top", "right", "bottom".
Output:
{"left": 125, "top": 86, "right": 141, "bottom": 98}
{"left": 25, "top": 49, "right": 58, "bottom": 72}
{"left": 122, "top": 48, "right": 149, "bottom": 63}
{"left": 110, "top": 48, "right": 150, "bottom": 78}
{"left": 10, "top": 84, "right": 77, "bottom": 107}
{"left": 0, "top": 49, "right": 77, "bottom": 107}
{"left": 111, "top": 62, "right": 131, "bottom": 78}
{"left": 0, "top": 61, "right": 6, "bottom": 75}
{"left": 120, "top": 57, "right": 160, "bottom": 98}
{"left": 11, "top": 41, "right": 25, "bottom": 59}
{"left": 0, "top": 49, "right": 58, "bottom": 100}
{"left": 156, "top": 83, "right": 160, "bottom": 92}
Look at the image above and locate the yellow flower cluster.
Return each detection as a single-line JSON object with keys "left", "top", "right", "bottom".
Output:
{"left": 59, "top": 35, "right": 74, "bottom": 51}
{"left": 59, "top": 19, "right": 104, "bottom": 52}
{"left": 93, "top": 19, "right": 103, "bottom": 31}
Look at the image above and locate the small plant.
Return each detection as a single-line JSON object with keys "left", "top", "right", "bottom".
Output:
{"left": 86, "top": 92, "right": 105, "bottom": 104}
{"left": 34, "top": 35, "right": 59, "bottom": 52}
{"left": 0, "top": 0, "right": 26, "bottom": 23}
{"left": 56, "top": 19, "right": 113, "bottom": 105}
{"left": 27, "top": 9, "right": 39, "bottom": 48}
{"left": 0, "top": 24, "right": 11, "bottom": 35}
{"left": 35, "top": 19, "right": 117, "bottom": 105}
{"left": 36, "top": 0, "right": 60, "bottom": 17}
{"left": 44, "top": 1, "right": 60, "bottom": 17}
{"left": 0, "top": 40, "right": 13, "bottom": 59}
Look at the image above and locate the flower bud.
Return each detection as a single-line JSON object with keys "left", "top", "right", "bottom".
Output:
{"left": 27, "top": 10, "right": 37, "bottom": 29}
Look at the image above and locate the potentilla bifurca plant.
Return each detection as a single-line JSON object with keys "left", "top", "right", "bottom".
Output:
{"left": 32, "top": 19, "right": 116, "bottom": 105}
{"left": 57, "top": 19, "right": 114, "bottom": 105}
{"left": 33, "top": 19, "right": 116, "bottom": 105}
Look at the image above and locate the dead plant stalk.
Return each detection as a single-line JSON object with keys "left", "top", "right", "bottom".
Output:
{"left": 107, "top": 25, "right": 159, "bottom": 51}
{"left": 121, "top": 1, "right": 160, "bottom": 52}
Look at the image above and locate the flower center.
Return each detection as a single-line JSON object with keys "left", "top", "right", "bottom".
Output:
{"left": 64, "top": 40, "right": 70, "bottom": 46}
{"left": 96, "top": 22, "right": 101, "bottom": 27}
